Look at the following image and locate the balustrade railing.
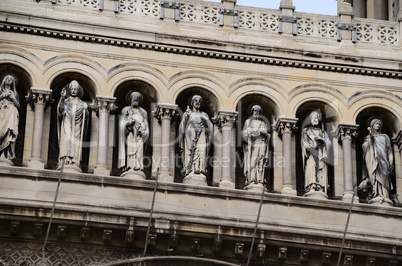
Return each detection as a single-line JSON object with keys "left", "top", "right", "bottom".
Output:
{"left": 11, "top": 0, "right": 400, "bottom": 46}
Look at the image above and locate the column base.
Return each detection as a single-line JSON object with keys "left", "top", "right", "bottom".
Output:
{"left": 0, "top": 157, "right": 13, "bottom": 167}
{"left": 27, "top": 158, "right": 44, "bottom": 169}
{"left": 219, "top": 178, "right": 235, "bottom": 189}
{"left": 121, "top": 169, "right": 146, "bottom": 180}
{"left": 245, "top": 183, "right": 266, "bottom": 193}
{"left": 183, "top": 173, "right": 208, "bottom": 186}
{"left": 342, "top": 191, "right": 358, "bottom": 202}
{"left": 369, "top": 196, "right": 394, "bottom": 207}
{"left": 94, "top": 165, "right": 110, "bottom": 176}
{"left": 158, "top": 171, "right": 174, "bottom": 183}
{"left": 281, "top": 184, "right": 297, "bottom": 196}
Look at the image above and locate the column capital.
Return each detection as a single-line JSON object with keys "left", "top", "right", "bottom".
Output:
{"left": 154, "top": 103, "right": 178, "bottom": 121}
{"left": 333, "top": 124, "right": 359, "bottom": 143}
{"left": 26, "top": 87, "right": 52, "bottom": 108}
{"left": 94, "top": 96, "right": 117, "bottom": 114}
{"left": 274, "top": 117, "right": 298, "bottom": 139}
{"left": 393, "top": 130, "right": 402, "bottom": 151}
{"left": 213, "top": 110, "right": 238, "bottom": 128}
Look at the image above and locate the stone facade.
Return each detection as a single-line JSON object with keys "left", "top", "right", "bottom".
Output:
{"left": 0, "top": 0, "right": 401, "bottom": 265}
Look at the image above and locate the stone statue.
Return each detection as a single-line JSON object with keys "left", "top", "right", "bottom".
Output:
{"left": 57, "top": 80, "right": 89, "bottom": 171}
{"left": 118, "top": 91, "right": 149, "bottom": 178}
{"left": 361, "top": 118, "right": 394, "bottom": 205}
{"left": 0, "top": 75, "right": 20, "bottom": 164}
{"left": 179, "top": 95, "right": 213, "bottom": 183}
{"left": 301, "top": 111, "right": 331, "bottom": 196}
{"left": 242, "top": 105, "right": 270, "bottom": 187}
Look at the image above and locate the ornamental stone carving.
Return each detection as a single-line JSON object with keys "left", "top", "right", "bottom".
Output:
{"left": 179, "top": 95, "right": 213, "bottom": 186}
{"left": 118, "top": 91, "right": 149, "bottom": 179}
{"left": 0, "top": 75, "right": 20, "bottom": 166}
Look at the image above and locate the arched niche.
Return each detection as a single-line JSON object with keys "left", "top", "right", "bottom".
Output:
{"left": 355, "top": 107, "right": 399, "bottom": 196}
{"left": 111, "top": 80, "right": 158, "bottom": 177}
{"left": 47, "top": 73, "right": 96, "bottom": 171}
{"left": 174, "top": 88, "right": 219, "bottom": 184}
{"left": 235, "top": 94, "right": 278, "bottom": 191}
{"left": 0, "top": 64, "right": 31, "bottom": 166}
{"left": 295, "top": 101, "right": 338, "bottom": 197}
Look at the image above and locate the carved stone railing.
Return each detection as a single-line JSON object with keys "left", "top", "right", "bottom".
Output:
{"left": 48, "top": 0, "right": 401, "bottom": 46}
{"left": 355, "top": 18, "right": 399, "bottom": 45}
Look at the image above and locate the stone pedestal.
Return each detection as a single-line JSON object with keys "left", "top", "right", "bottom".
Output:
{"left": 304, "top": 189, "right": 328, "bottom": 200}
{"left": 0, "top": 158, "right": 13, "bottom": 167}
{"left": 183, "top": 173, "right": 208, "bottom": 186}
{"left": 274, "top": 117, "right": 298, "bottom": 196}
{"left": 26, "top": 88, "right": 52, "bottom": 169}
{"left": 93, "top": 96, "right": 116, "bottom": 176}
{"left": 121, "top": 169, "right": 146, "bottom": 180}
{"left": 214, "top": 111, "right": 237, "bottom": 189}
{"left": 334, "top": 124, "right": 358, "bottom": 202}
{"left": 244, "top": 182, "right": 266, "bottom": 193}
{"left": 154, "top": 104, "right": 177, "bottom": 183}
{"left": 62, "top": 164, "right": 82, "bottom": 174}
{"left": 369, "top": 197, "right": 393, "bottom": 207}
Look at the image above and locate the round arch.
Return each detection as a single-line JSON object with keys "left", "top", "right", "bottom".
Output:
{"left": 108, "top": 62, "right": 168, "bottom": 101}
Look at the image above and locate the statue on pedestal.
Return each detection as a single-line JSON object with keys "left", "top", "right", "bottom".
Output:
{"left": 118, "top": 91, "right": 149, "bottom": 179}
{"left": 0, "top": 75, "right": 19, "bottom": 165}
{"left": 242, "top": 105, "right": 270, "bottom": 189}
{"left": 360, "top": 117, "right": 394, "bottom": 206}
{"left": 301, "top": 111, "right": 331, "bottom": 197}
{"left": 57, "top": 80, "right": 89, "bottom": 172}
{"left": 179, "top": 95, "right": 213, "bottom": 185}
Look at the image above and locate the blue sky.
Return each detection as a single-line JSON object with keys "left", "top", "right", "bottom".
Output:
{"left": 205, "top": 0, "right": 338, "bottom": 15}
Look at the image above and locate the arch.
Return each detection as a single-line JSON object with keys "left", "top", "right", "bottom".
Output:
{"left": 44, "top": 54, "right": 107, "bottom": 95}
{"left": 229, "top": 76, "right": 287, "bottom": 115}
{"left": 289, "top": 83, "right": 348, "bottom": 121}
{"left": 108, "top": 62, "right": 168, "bottom": 101}
{"left": 104, "top": 256, "right": 238, "bottom": 266}
{"left": 349, "top": 90, "right": 402, "bottom": 132}
{"left": 169, "top": 69, "right": 227, "bottom": 107}
{"left": 0, "top": 44, "right": 43, "bottom": 86}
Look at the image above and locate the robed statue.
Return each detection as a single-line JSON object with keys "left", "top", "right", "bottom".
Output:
{"left": 57, "top": 80, "right": 89, "bottom": 171}
{"left": 242, "top": 105, "right": 270, "bottom": 187}
{"left": 301, "top": 111, "right": 331, "bottom": 196}
{"left": 0, "top": 75, "right": 20, "bottom": 164}
{"left": 118, "top": 91, "right": 149, "bottom": 178}
{"left": 361, "top": 117, "right": 394, "bottom": 205}
{"left": 179, "top": 95, "right": 213, "bottom": 184}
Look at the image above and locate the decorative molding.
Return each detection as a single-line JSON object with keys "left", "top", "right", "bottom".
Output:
{"left": 213, "top": 110, "right": 238, "bottom": 128}
{"left": 154, "top": 103, "right": 178, "bottom": 121}
{"left": 334, "top": 123, "right": 359, "bottom": 143}
{"left": 274, "top": 117, "right": 298, "bottom": 139}
{"left": 26, "top": 87, "right": 52, "bottom": 109}
{"left": 0, "top": 22, "right": 400, "bottom": 79}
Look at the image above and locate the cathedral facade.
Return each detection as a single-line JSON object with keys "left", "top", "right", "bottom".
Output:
{"left": 0, "top": 0, "right": 401, "bottom": 265}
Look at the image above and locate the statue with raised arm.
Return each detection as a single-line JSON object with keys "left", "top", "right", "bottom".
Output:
{"left": 361, "top": 118, "right": 394, "bottom": 205}
{"left": 57, "top": 80, "right": 89, "bottom": 172}
{"left": 242, "top": 105, "right": 270, "bottom": 188}
{"left": 118, "top": 91, "right": 149, "bottom": 179}
{"left": 0, "top": 75, "right": 20, "bottom": 165}
{"left": 301, "top": 111, "right": 332, "bottom": 196}
{"left": 179, "top": 95, "right": 213, "bottom": 185}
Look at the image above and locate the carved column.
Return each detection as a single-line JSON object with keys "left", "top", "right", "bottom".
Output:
{"left": 393, "top": 130, "right": 402, "bottom": 199}
{"left": 335, "top": 124, "right": 358, "bottom": 201}
{"left": 353, "top": 0, "right": 367, "bottom": 18}
{"left": 215, "top": 111, "right": 237, "bottom": 189}
{"left": 155, "top": 104, "right": 177, "bottom": 182}
{"left": 274, "top": 117, "right": 298, "bottom": 195}
{"left": 27, "top": 88, "right": 52, "bottom": 169}
{"left": 94, "top": 96, "right": 116, "bottom": 176}
{"left": 374, "top": 0, "right": 388, "bottom": 20}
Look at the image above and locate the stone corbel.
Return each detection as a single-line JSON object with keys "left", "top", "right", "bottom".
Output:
{"left": 26, "top": 88, "right": 52, "bottom": 110}
{"left": 160, "top": 1, "right": 180, "bottom": 21}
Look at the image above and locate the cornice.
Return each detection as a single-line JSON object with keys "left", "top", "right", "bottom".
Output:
{"left": 0, "top": 21, "right": 401, "bottom": 80}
